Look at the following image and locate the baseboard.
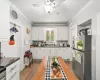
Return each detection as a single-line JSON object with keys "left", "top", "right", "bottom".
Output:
{"left": 63, "top": 59, "right": 71, "bottom": 61}
{"left": 33, "top": 59, "right": 71, "bottom": 62}
{"left": 33, "top": 59, "right": 42, "bottom": 62}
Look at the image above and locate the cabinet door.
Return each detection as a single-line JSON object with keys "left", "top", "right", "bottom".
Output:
{"left": 43, "top": 48, "right": 50, "bottom": 57}
{"left": 57, "top": 28, "right": 62, "bottom": 40}
{"left": 38, "top": 28, "right": 44, "bottom": 40}
{"left": 63, "top": 48, "right": 70, "bottom": 59}
{"left": 62, "top": 27, "right": 68, "bottom": 40}
{"left": 36, "top": 48, "right": 43, "bottom": 59}
{"left": 0, "top": 0, "right": 9, "bottom": 41}
{"left": 57, "top": 48, "right": 63, "bottom": 57}
{"left": 57, "top": 27, "right": 68, "bottom": 40}
{"left": 32, "top": 28, "right": 39, "bottom": 40}
{"left": 7, "top": 71, "right": 19, "bottom": 80}
{"left": 16, "top": 72, "right": 20, "bottom": 80}
{"left": 50, "top": 48, "right": 57, "bottom": 57}
{"left": 31, "top": 48, "right": 38, "bottom": 59}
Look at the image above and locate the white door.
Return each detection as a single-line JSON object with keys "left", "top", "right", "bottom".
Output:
{"left": 70, "top": 25, "right": 77, "bottom": 60}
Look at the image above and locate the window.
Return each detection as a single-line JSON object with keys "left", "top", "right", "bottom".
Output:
{"left": 44, "top": 28, "right": 57, "bottom": 42}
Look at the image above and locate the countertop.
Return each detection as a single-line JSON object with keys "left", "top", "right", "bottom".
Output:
{"left": 0, "top": 57, "right": 20, "bottom": 68}
{"left": 0, "top": 67, "right": 6, "bottom": 73}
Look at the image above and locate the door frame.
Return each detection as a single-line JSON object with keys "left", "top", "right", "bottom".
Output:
{"left": 69, "top": 25, "right": 77, "bottom": 61}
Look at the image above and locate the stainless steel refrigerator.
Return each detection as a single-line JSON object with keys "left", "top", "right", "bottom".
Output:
{"left": 72, "top": 29, "right": 91, "bottom": 80}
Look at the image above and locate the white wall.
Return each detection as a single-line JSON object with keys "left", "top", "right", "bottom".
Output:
{"left": 1, "top": 2, "right": 32, "bottom": 70}
{"left": 96, "top": 12, "right": 100, "bottom": 80}
{"left": 69, "top": 0, "right": 100, "bottom": 80}
{"left": 10, "top": 4, "right": 32, "bottom": 52}
{"left": 71, "top": 0, "right": 100, "bottom": 26}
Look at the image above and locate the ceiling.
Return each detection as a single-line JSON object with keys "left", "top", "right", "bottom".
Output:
{"left": 11, "top": 0, "right": 90, "bottom": 23}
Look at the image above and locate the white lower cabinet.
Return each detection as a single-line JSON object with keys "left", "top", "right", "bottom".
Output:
{"left": 31, "top": 48, "right": 39, "bottom": 59}
{"left": 6, "top": 60, "right": 20, "bottom": 80}
{"left": 6, "top": 71, "right": 19, "bottom": 80}
{"left": 50, "top": 48, "right": 57, "bottom": 57}
{"left": 31, "top": 48, "right": 71, "bottom": 60}
{"left": 37, "top": 48, "right": 43, "bottom": 59}
{"left": 42, "top": 48, "right": 50, "bottom": 59}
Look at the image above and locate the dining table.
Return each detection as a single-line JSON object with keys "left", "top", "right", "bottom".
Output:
{"left": 33, "top": 56, "right": 77, "bottom": 80}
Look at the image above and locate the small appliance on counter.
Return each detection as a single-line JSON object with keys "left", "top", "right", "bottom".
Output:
{"left": 57, "top": 40, "right": 68, "bottom": 47}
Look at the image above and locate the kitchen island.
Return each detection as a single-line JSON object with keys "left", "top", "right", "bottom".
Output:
{"left": 33, "top": 56, "right": 77, "bottom": 80}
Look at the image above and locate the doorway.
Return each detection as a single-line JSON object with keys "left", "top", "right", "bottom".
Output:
{"left": 69, "top": 25, "right": 77, "bottom": 60}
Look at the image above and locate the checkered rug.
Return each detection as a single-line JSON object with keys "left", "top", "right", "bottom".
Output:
{"left": 45, "top": 56, "right": 68, "bottom": 80}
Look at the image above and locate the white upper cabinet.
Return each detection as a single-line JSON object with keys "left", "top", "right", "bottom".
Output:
{"left": 32, "top": 27, "right": 44, "bottom": 40}
{"left": 32, "top": 27, "right": 39, "bottom": 40}
{"left": 0, "top": 0, "right": 10, "bottom": 41}
{"left": 38, "top": 28, "right": 44, "bottom": 40}
{"left": 57, "top": 27, "right": 68, "bottom": 40}
{"left": 32, "top": 27, "right": 68, "bottom": 41}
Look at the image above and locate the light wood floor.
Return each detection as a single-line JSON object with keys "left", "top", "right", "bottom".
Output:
{"left": 20, "top": 62, "right": 40, "bottom": 80}
{"left": 20, "top": 61, "right": 77, "bottom": 80}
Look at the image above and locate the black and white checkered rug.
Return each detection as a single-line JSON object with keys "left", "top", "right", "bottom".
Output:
{"left": 45, "top": 56, "right": 68, "bottom": 80}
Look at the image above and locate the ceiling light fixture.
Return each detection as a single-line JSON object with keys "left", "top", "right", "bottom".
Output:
{"left": 44, "top": 0, "right": 56, "bottom": 13}
{"left": 33, "top": 0, "right": 66, "bottom": 13}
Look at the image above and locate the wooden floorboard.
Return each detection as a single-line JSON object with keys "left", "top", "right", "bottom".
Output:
{"left": 20, "top": 63, "right": 40, "bottom": 80}
{"left": 20, "top": 61, "right": 78, "bottom": 80}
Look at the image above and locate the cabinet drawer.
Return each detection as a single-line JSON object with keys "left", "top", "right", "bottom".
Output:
{"left": 6, "top": 71, "right": 19, "bottom": 80}
{"left": 6, "top": 60, "right": 20, "bottom": 75}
